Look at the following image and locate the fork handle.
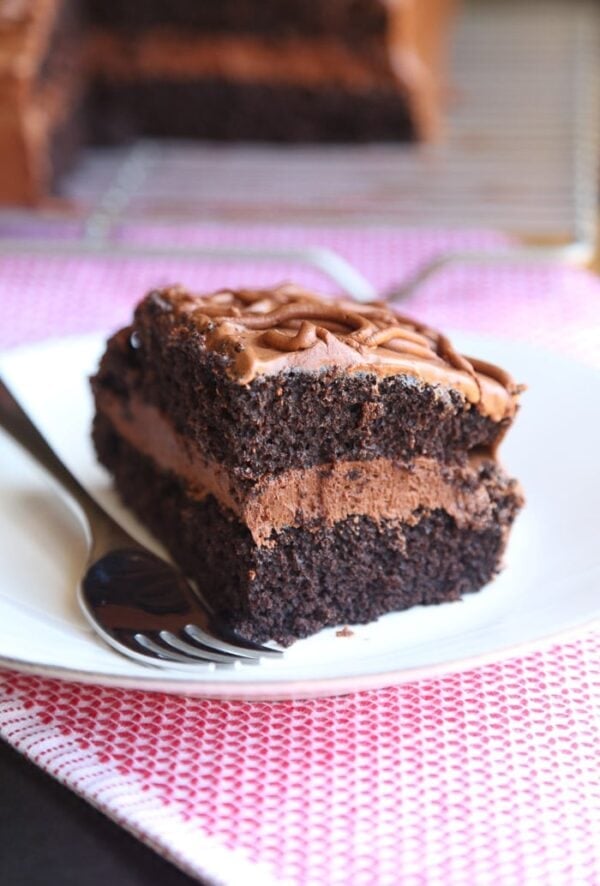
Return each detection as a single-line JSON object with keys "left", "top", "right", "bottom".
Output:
{"left": 0, "top": 377, "right": 129, "bottom": 551}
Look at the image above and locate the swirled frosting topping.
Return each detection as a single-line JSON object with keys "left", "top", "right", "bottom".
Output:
{"left": 150, "top": 284, "right": 521, "bottom": 420}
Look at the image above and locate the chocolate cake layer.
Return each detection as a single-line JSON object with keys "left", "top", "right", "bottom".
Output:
{"left": 85, "top": 0, "right": 405, "bottom": 41}
{"left": 91, "top": 286, "right": 521, "bottom": 484}
{"left": 89, "top": 77, "right": 418, "bottom": 144}
{"left": 93, "top": 411, "right": 522, "bottom": 645}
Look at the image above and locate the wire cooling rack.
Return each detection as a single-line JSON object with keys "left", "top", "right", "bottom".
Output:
{"left": 0, "top": 0, "right": 599, "bottom": 301}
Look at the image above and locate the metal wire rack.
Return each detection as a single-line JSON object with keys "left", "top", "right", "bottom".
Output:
{"left": 0, "top": 0, "right": 599, "bottom": 301}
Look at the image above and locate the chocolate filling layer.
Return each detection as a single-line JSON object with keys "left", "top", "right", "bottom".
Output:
{"left": 87, "top": 32, "right": 405, "bottom": 93}
{"left": 96, "top": 389, "right": 519, "bottom": 546}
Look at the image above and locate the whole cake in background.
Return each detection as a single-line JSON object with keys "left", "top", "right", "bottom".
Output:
{"left": 91, "top": 284, "right": 524, "bottom": 647}
{"left": 0, "top": 0, "right": 455, "bottom": 204}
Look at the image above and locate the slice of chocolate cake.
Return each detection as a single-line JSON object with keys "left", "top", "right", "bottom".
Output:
{"left": 91, "top": 284, "right": 523, "bottom": 646}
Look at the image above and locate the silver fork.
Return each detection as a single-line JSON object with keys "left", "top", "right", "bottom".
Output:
{"left": 0, "top": 379, "right": 282, "bottom": 669}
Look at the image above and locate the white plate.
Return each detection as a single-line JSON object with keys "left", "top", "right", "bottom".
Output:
{"left": 0, "top": 334, "right": 598, "bottom": 699}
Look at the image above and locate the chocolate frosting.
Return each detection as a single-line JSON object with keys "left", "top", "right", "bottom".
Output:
{"left": 148, "top": 284, "right": 521, "bottom": 421}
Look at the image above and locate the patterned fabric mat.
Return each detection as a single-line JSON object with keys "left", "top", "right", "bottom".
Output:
{"left": 0, "top": 226, "right": 599, "bottom": 885}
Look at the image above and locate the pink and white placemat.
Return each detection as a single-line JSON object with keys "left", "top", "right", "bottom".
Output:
{"left": 0, "top": 226, "right": 599, "bottom": 885}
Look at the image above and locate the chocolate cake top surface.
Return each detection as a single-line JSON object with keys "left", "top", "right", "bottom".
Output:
{"left": 140, "top": 284, "right": 522, "bottom": 421}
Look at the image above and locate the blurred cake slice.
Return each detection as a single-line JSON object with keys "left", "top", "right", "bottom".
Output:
{"left": 1, "top": 0, "right": 456, "bottom": 203}
{"left": 86, "top": 0, "right": 455, "bottom": 143}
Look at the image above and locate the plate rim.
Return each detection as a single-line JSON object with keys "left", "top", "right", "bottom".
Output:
{"left": 0, "top": 619, "right": 597, "bottom": 700}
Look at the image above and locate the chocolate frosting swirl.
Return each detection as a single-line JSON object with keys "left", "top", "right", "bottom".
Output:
{"left": 149, "top": 284, "right": 521, "bottom": 420}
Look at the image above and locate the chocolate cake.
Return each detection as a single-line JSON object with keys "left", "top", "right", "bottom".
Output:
{"left": 91, "top": 284, "right": 524, "bottom": 646}
{"left": 0, "top": 0, "right": 455, "bottom": 204}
